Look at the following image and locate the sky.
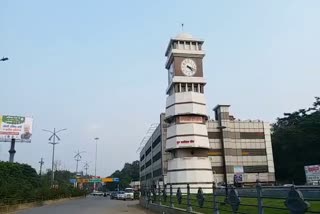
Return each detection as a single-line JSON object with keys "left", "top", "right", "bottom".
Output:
{"left": 1, "top": 0, "right": 319, "bottom": 177}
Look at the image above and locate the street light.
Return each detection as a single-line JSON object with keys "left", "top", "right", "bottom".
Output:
{"left": 217, "top": 125, "right": 228, "bottom": 201}
{"left": 94, "top": 137, "right": 99, "bottom": 191}
{"left": 43, "top": 128, "right": 67, "bottom": 187}
{"left": 0, "top": 57, "right": 9, "bottom": 61}
{"left": 74, "top": 150, "right": 86, "bottom": 175}
{"left": 83, "top": 161, "right": 90, "bottom": 176}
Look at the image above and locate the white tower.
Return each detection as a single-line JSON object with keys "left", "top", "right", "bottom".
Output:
{"left": 164, "top": 33, "right": 214, "bottom": 191}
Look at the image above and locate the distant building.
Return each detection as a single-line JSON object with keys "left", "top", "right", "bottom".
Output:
{"left": 129, "top": 181, "right": 141, "bottom": 191}
{"left": 139, "top": 33, "right": 275, "bottom": 189}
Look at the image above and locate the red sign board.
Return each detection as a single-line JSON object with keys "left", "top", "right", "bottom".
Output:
{"left": 179, "top": 116, "right": 203, "bottom": 124}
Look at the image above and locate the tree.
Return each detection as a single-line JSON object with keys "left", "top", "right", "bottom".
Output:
{"left": 272, "top": 97, "right": 320, "bottom": 184}
{"left": 104, "top": 160, "right": 139, "bottom": 191}
{"left": 0, "top": 162, "right": 40, "bottom": 201}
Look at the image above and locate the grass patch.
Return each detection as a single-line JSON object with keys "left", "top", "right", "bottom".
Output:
{"left": 156, "top": 194, "right": 320, "bottom": 214}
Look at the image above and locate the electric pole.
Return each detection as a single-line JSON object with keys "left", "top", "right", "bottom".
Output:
{"left": 39, "top": 157, "right": 44, "bottom": 176}
{"left": 42, "top": 128, "right": 67, "bottom": 187}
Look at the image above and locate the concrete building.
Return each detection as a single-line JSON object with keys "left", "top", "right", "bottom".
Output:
{"left": 163, "top": 32, "right": 214, "bottom": 190}
{"left": 139, "top": 33, "right": 275, "bottom": 188}
{"left": 140, "top": 108, "right": 275, "bottom": 187}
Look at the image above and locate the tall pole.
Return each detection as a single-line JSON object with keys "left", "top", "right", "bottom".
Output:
{"left": 94, "top": 138, "right": 99, "bottom": 177}
{"left": 39, "top": 157, "right": 44, "bottom": 176}
{"left": 74, "top": 150, "right": 85, "bottom": 175}
{"left": 51, "top": 128, "right": 56, "bottom": 186}
{"left": 8, "top": 138, "right": 16, "bottom": 163}
{"left": 84, "top": 162, "right": 89, "bottom": 176}
{"left": 76, "top": 158, "right": 79, "bottom": 174}
{"left": 43, "top": 128, "right": 67, "bottom": 187}
{"left": 218, "top": 125, "right": 228, "bottom": 201}
{"left": 94, "top": 137, "right": 99, "bottom": 191}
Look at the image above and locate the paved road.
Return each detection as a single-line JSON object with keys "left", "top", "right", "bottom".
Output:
{"left": 17, "top": 196, "right": 153, "bottom": 214}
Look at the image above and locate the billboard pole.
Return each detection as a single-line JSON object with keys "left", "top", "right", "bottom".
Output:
{"left": 8, "top": 138, "right": 16, "bottom": 163}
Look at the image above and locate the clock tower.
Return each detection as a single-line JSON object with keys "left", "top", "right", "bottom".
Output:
{"left": 164, "top": 33, "right": 214, "bottom": 191}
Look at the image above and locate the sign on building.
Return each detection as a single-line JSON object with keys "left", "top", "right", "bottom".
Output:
{"left": 304, "top": 164, "right": 320, "bottom": 184}
{"left": 0, "top": 115, "right": 33, "bottom": 143}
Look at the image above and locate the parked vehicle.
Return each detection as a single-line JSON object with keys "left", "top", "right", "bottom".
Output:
{"left": 110, "top": 191, "right": 118, "bottom": 199}
{"left": 91, "top": 191, "right": 104, "bottom": 196}
{"left": 124, "top": 188, "right": 134, "bottom": 200}
{"left": 117, "top": 191, "right": 126, "bottom": 200}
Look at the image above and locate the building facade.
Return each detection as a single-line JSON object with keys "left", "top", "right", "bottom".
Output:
{"left": 139, "top": 33, "right": 275, "bottom": 188}
{"left": 140, "top": 108, "right": 275, "bottom": 188}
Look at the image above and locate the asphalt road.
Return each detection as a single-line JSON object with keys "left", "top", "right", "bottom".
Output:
{"left": 17, "top": 196, "right": 152, "bottom": 214}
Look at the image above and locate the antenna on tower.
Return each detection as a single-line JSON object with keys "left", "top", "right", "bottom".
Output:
{"left": 181, "top": 23, "right": 184, "bottom": 32}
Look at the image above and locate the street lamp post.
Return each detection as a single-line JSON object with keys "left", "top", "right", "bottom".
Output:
{"left": 217, "top": 125, "right": 228, "bottom": 201}
{"left": 84, "top": 161, "right": 89, "bottom": 176}
{"left": 94, "top": 137, "right": 99, "bottom": 191}
{"left": 43, "top": 128, "right": 67, "bottom": 187}
{"left": 74, "top": 150, "right": 85, "bottom": 175}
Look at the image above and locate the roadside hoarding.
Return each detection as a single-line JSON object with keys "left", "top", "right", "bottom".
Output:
{"left": 102, "top": 177, "right": 113, "bottom": 183}
{"left": 234, "top": 166, "right": 244, "bottom": 183}
{"left": 304, "top": 164, "right": 320, "bottom": 184}
{"left": 0, "top": 115, "right": 33, "bottom": 143}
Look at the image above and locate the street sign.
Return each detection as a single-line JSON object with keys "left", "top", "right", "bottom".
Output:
{"left": 113, "top": 178, "right": 120, "bottom": 182}
{"left": 69, "top": 179, "right": 76, "bottom": 184}
{"left": 102, "top": 177, "right": 113, "bottom": 183}
{"left": 77, "top": 178, "right": 90, "bottom": 183}
{"left": 89, "top": 178, "right": 102, "bottom": 183}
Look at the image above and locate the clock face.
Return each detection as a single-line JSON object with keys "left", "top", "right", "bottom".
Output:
{"left": 181, "top": 58, "right": 197, "bottom": 76}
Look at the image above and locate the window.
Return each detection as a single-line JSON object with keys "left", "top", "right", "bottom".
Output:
{"left": 187, "top": 84, "right": 192, "bottom": 92}
{"left": 200, "top": 84, "right": 204, "bottom": 93}
{"left": 194, "top": 84, "right": 199, "bottom": 92}
{"left": 191, "top": 42, "right": 196, "bottom": 50}
{"left": 152, "top": 136, "right": 161, "bottom": 148}
{"left": 153, "top": 151, "right": 161, "bottom": 162}
{"left": 146, "top": 173, "right": 152, "bottom": 179}
{"left": 240, "top": 132, "right": 265, "bottom": 139}
{"left": 153, "top": 168, "right": 162, "bottom": 177}
{"left": 185, "top": 41, "right": 190, "bottom": 50}
{"left": 146, "top": 160, "right": 151, "bottom": 168}
{"left": 181, "top": 83, "right": 186, "bottom": 92}
{"left": 243, "top": 165, "right": 268, "bottom": 173}
{"left": 199, "top": 43, "right": 203, "bottom": 50}
{"left": 174, "top": 84, "right": 180, "bottom": 93}
{"left": 145, "top": 147, "right": 151, "bottom": 156}
{"left": 140, "top": 155, "right": 145, "bottom": 161}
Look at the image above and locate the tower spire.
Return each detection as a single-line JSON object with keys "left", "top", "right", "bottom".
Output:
{"left": 181, "top": 23, "right": 184, "bottom": 32}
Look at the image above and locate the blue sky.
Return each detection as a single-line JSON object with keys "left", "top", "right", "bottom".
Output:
{"left": 1, "top": 0, "right": 319, "bottom": 177}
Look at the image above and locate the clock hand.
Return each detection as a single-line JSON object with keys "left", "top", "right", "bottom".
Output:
{"left": 187, "top": 65, "right": 193, "bottom": 70}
